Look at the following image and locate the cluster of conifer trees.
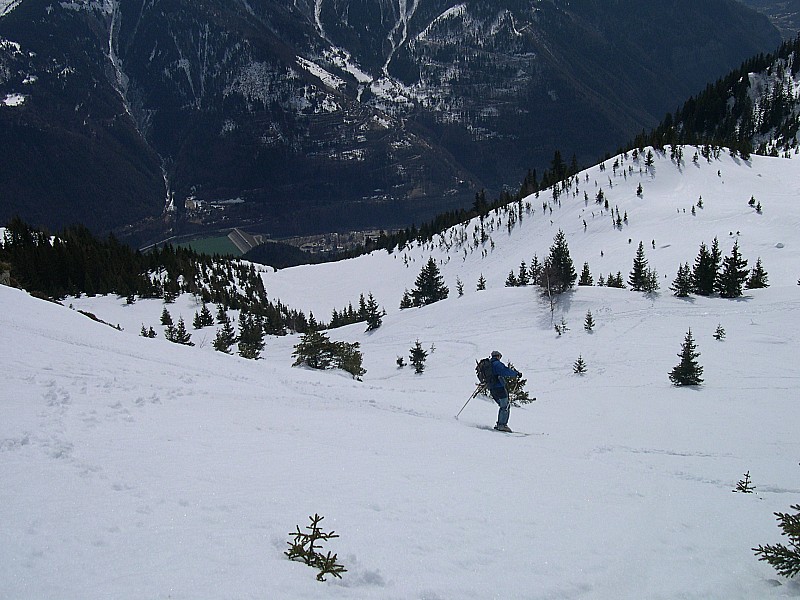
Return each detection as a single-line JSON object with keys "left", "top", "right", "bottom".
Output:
{"left": 0, "top": 217, "right": 312, "bottom": 334}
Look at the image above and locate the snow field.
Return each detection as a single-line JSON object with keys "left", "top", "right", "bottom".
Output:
{"left": 3, "top": 147, "right": 800, "bottom": 598}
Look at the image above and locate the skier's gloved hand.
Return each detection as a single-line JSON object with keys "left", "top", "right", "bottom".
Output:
{"left": 516, "top": 371, "right": 523, "bottom": 378}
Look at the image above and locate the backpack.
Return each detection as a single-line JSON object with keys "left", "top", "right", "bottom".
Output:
{"left": 476, "top": 357, "right": 497, "bottom": 387}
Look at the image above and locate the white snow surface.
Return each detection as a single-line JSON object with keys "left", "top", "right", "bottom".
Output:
{"left": 3, "top": 147, "right": 800, "bottom": 599}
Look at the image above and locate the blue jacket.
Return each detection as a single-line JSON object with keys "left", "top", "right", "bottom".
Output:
{"left": 490, "top": 357, "right": 520, "bottom": 390}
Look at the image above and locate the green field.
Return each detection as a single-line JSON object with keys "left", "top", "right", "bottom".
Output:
{"left": 178, "top": 235, "right": 242, "bottom": 257}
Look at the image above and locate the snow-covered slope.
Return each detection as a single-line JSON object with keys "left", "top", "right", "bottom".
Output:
{"left": 3, "top": 147, "right": 800, "bottom": 599}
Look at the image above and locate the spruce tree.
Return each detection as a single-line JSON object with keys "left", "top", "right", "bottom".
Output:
{"left": 160, "top": 307, "right": 173, "bottom": 326}
{"left": 505, "top": 271, "right": 518, "bottom": 287}
{"left": 542, "top": 229, "right": 577, "bottom": 294}
{"left": 693, "top": 242, "right": 716, "bottom": 295}
{"left": 213, "top": 313, "right": 236, "bottom": 353}
{"left": 476, "top": 274, "right": 487, "bottom": 291}
{"left": 629, "top": 241, "right": 649, "bottom": 291}
{"left": 671, "top": 263, "right": 693, "bottom": 297}
{"left": 573, "top": 355, "right": 587, "bottom": 374}
{"left": 399, "top": 289, "right": 413, "bottom": 309}
{"left": 716, "top": 241, "right": 749, "bottom": 298}
{"left": 364, "top": 293, "right": 383, "bottom": 331}
{"left": 747, "top": 257, "right": 769, "bottom": 289}
{"left": 584, "top": 310, "right": 595, "bottom": 332}
{"left": 171, "top": 317, "right": 194, "bottom": 346}
{"left": 669, "top": 328, "right": 703, "bottom": 386}
{"left": 411, "top": 257, "right": 449, "bottom": 306}
{"left": 578, "top": 262, "right": 593, "bottom": 286}
{"left": 409, "top": 340, "right": 428, "bottom": 374}
{"left": 238, "top": 312, "right": 264, "bottom": 359}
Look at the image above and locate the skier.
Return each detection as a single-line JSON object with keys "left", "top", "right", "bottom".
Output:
{"left": 488, "top": 350, "right": 522, "bottom": 432}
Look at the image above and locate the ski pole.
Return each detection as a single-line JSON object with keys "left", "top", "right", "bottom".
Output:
{"left": 455, "top": 385, "right": 482, "bottom": 419}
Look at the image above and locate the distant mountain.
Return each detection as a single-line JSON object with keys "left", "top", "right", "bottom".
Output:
{"left": 640, "top": 36, "right": 800, "bottom": 157}
{"left": 738, "top": 0, "right": 800, "bottom": 38}
{"left": 0, "top": 0, "right": 781, "bottom": 246}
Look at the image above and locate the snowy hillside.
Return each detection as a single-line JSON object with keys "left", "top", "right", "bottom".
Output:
{"left": 3, "top": 146, "right": 800, "bottom": 599}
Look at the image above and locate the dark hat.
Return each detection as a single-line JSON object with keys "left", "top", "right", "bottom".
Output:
{"left": 491, "top": 350, "right": 502, "bottom": 358}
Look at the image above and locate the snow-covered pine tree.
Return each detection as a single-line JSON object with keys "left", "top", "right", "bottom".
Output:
{"left": 669, "top": 328, "right": 703, "bottom": 386}
{"left": 476, "top": 274, "right": 486, "bottom": 291}
{"left": 713, "top": 324, "right": 726, "bottom": 340}
{"left": 573, "top": 355, "right": 587, "bottom": 374}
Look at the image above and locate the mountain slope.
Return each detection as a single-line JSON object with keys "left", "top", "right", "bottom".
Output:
{"left": 5, "top": 146, "right": 798, "bottom": 597}
{"left": 0, "top": 0, "right": 782, "bottom": 245}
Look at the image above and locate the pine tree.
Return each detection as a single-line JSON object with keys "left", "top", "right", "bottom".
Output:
{"left": 213, "top": 312, "right": 236, "bottom": 353}
{"left": 292, "top": 331, "right": 336, "bottom": 370}
{"left": 505, "top": 271, "right": 518, "bottom": 287}
{"left": 476, "top": 274, "right": 487, "bottom": 291}
{"left": 364, "top": 293, "right": 383, "bottom": 331}
{"left": 747, "top": 257, "right": 769, "bottom": 289}
{"left": 409, "top": 340, "right": 428, "bottom": 374}
{"left": 171, "top": 317, "right": 194, "bottom": 346}
{"left": 753, "top": 504, "right": 800, "bottom": 578}
{"left": 541, "top": 229, "right": 577, "bottom": 294}
{"left": 411, "top": 257, "right": 449, "bottom": 306}
{"left": 216, "top": 304, "right": 228, "bottom": 324}
{"left": 629, "top": 241, "right": 649, "bottom": 291}
{"left": 529, "top": 255, "right": 542, "bottom": 285}
{"left": 578, "top": 262, "right": 593, "bottom": 286}
{"left": 573, "top": 355, "right": 587, "bottom": 374}
{"left": 238, "top": 312, "right": 264, "bottom": 359}
{"left": 191, "top": 303, "right": 214, "bottom": 330}
{"left": 160, "top": 307, "right": 173, "bottom": 326}
{"left": 399, "top": 289, "right": 413, "bottom": 309}
{"left": 713, "top": 324, "right": 726, "bottom": 341}
{"left": 669, "top": 328, "right": 703, "bottom": 386}
{"left": 456, "top": 277, "right": 464, "bottom": 297}
{"left": 518, "top": 261, "right": 529, "bottom": 286}
{"left": 716, "top": 241, "right": 749, "bottom": 298}
{"left": 693, "top": 242, "right": 716, "bottom": 296}
{"left": 671, "top": 263, "right": 693, "bottom": 297}
{"left": 643, "top": 267, "right": 660, "bottom": 293}
{"left": 584, "top": 310, "right": 595, "bottom": 332}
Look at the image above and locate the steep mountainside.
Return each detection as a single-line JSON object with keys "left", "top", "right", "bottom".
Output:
{"left": 0, "top": 0, "right": 782, "bottom": 246}
{"left": 739, "top": 0, "right": 800, "bottom": 38}
{"left": 641, "top": 36, "right": 800, "bottom": 157}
